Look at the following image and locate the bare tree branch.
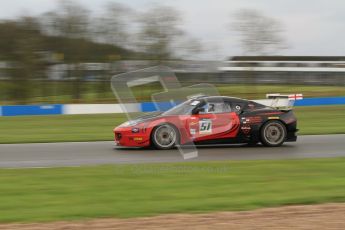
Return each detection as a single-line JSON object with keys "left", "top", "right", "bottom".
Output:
{"left": 231, "top": 9, "right": 288, "bottom": 55}
{"left": 136, "top": 5, "right": 184, "bottom": 60}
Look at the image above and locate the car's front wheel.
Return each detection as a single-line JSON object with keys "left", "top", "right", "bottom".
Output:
{"left": 151, "top": 124, "right": 179, "bottom": 150}
{"left": 260, "top": 120, "right": 287, "bottom": 147}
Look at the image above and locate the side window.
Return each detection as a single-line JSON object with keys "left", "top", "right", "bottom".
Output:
{"left": 247, "top": 101, "right": 266, "bottom": 110}
{"left": 200, "top": 102, "right": 232, "bottom": 114}
{"left": 222, "top": 102, "right": 232, "bottom": 113}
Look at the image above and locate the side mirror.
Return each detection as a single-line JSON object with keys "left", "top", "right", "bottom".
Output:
{"left": 193, "top": 107, "right": 205, "bottom": 115}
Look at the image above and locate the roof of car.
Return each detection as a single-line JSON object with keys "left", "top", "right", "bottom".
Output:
{"left": 192, "top": 95, "right": 248, "bottom": 103}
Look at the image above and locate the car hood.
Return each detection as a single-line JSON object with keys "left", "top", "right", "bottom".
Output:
{"left": 134, "top": 111, "right": 163, "bottom": 122}
{"left": 119, "top": 111, "right": 164, "bottom": 127}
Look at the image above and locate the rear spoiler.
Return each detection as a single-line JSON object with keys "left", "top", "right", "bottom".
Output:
{"left": 253, "top": 93, "right": 303, "bottom": 110}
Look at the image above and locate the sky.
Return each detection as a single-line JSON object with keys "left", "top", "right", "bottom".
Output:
{"left": 0, "top": 0, "right": 344, "bottom": 60}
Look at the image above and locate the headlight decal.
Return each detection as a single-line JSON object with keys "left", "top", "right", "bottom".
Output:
{"left": 132, "top": 128, "right": 140, "bottom": 133}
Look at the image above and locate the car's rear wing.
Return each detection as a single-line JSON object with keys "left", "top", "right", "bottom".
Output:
{"left": 253, "top": 93, "right": 303, "bottom": 110}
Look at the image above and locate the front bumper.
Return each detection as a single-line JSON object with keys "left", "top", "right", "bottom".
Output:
{"left": 113, "top": 126, "right": 150, "bottom": 147}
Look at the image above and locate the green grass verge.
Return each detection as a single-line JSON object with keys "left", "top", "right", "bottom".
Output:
{"left": 295, "top": 105, "right": 345, "bottom": 135}
{"left": 0, "top": 105, "right": 344, "bottom": 144}
{"left": 1, "top": 83, "right": 344, "bottom": 104}
{"left": 0, "top": 113, "right": 127, "bottom": 143}
{"left": 0, "top": 158, "right": 344, "bottom": 222}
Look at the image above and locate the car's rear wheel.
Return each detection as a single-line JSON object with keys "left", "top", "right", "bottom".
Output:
{"left": 260, "top": 120, "right": 286, "bottom": 147}
{"left": 151, "top": 124, "right": 179, "bottom": 150}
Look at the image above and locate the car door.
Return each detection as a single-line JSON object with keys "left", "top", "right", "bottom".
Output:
{"left": 188, "top": 100, "right": 240, "bottom": 141}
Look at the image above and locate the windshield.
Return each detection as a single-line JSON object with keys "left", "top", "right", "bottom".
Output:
{"left": 162, "top": 99, "right": 202, "bottom": 115}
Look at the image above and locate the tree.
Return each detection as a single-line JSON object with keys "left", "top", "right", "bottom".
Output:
{"left": 0, "top": 17, "right": 44, "bottom": 104}
{"left": 231, "top": 9, "right": 287, "bottom": 55}
{"left": 44, "top": 0, "right": 90, "bottom": 39}
{"left": 40, "top": 0, "right": 91, "bottom": 101}
{"left": 136, "top": 5, "right": 184, "bottom": 60}
{"left": 93, "top": 2, "right": 132, "bottom": 49}
{"left": 173, "top": 36, "right": 203, "bottom": 60}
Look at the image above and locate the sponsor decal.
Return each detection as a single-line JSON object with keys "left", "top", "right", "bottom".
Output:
{"left": 241, "top": 116, "right": 262, "bottom": 124}
{"left": 190, "top": 100, "right": 201, "bottom": 106}
{"left": 190, "top": 121, "right": 198, "bottom": 126}
{"left": 133, "top": 137, "right": 143, "bottom": 141}
{"left": 268, "top": 116, "right": 280, "bottom": 120}
{"left": 199, "top": 119, "right": 212, "bottom": 134}
{"left": 190, "top": 128, "right": 196, "bottom": 135}
{"left": 132, "top": 128, "right": 140, "bottom": 133}
{"left": 241, "top": 125, "right": 251, "bottom": 135}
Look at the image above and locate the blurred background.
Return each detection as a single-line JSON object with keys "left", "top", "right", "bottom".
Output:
{"left": 0, "top": 0, "right": 344, "bottom": 105}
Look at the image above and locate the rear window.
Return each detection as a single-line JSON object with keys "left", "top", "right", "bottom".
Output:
{"left": 247, "top": 101, "right": 266, "bottom": 110}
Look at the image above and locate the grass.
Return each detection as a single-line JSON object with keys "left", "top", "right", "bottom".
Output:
{"left": 0, "top": 113, "right": 127, "bottom": 143}
{"left": 0, "top": 158, "right": 344, "bottom": 222}
{"left": 295, "top": 105, "right": 345, "bottom": 135}
{"left": 0, "top": 105, "right": 344, "bottom": 144}
{"left": 1, "top": 83, "right": 345, "bottom": 104}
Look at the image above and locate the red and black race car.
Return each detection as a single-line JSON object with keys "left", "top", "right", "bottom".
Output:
{"left": 113, "top": 95, "right": 300, "bottom": 149}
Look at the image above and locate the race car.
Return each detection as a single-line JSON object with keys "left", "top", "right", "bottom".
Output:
{"left": 113, "top": 94, "right": 301, "bottom": 149}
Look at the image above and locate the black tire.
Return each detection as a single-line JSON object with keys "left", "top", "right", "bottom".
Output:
{"left": 151, "top": 124, "right": 179, "bottom": 150}
{"left": 260, "top": 120, "right": 287, "bottom": 147}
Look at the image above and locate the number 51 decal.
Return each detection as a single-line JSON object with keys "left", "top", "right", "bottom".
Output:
{"left": 199, "top": 119, "right": 212, "bottom": 134}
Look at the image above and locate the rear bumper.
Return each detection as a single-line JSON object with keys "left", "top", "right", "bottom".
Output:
{"left": 286, "top": 129, "right": 298, "bottom": 142}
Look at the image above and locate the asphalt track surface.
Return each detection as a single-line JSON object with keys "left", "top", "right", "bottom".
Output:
{"left": 0, "top": 134, "right": 345, "bottom": 168}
